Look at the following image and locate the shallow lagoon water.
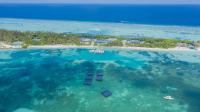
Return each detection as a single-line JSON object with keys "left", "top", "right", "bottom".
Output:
{"left": 0, "top": 49, "right": 200, "bottom": 112}
{"left": 1, "top": 18, "right": 200, "bottom": 40}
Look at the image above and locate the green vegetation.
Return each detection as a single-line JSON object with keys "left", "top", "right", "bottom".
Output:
{"left": 128, "top": 38, "right": 178, "bottom": 48}
{"left": 0, "top": 29, "right": 83, "bottom": 45}
{"left": 126, "top": 38, "right": 194, "bottom": 48}
{"left": 105, "top": 40, "right": 123, "bottom": 47}
{"left": 0, "top": 29, "right": 196, "bottom": 49}
{"left": 21, "top": 44, "right": 29, "bottom": 49}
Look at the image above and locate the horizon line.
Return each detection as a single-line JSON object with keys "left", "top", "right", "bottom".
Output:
{"left": 0, "top": 3, "right": 200, "bottom": 5}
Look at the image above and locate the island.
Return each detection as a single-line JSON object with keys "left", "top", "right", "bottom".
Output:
{"left": 0, "top": 29, "right": 200, "bottom": 51}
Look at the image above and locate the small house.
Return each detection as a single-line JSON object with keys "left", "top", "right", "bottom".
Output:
{"left": 32, "top": 38, "right": 41, "bottom": 42}
{"left": 188, "top": 44, "right": 196, "bottom": 49}
{"left": 80, "top": 38, "right": 92, "bottom": 45}
{"left": 176, "top": 43, "right": 188, "bottom": 48}
{"left": 95, "top": 40, "right": 111, "bottom": 45}
{"left": 11, "top": 41, "right": 23, "bottom": 48}
{"left": 126, "top": 40, "right": 144, "bottom": 44}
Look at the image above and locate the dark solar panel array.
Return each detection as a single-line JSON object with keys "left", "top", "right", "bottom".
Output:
{"left": 83, "top": 68, "right": 112, "bottom": 97}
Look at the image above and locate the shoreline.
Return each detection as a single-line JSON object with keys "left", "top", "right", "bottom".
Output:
{"left": 1, "top": 44, "right": 199, "bottom": 52}
{"left": 26, "top": 45, "right": 200, "bottom": 52}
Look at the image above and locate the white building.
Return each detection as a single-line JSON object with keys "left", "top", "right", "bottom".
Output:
{"left": 11, "top": 41, "right": 23, "bottom": 48}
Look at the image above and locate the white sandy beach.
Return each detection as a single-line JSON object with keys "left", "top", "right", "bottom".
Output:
{"left": 27, "top": 45, "right": 200, "bottom": 52}
{"left": 1, "top": 41, "right": 199, "bottom": 52}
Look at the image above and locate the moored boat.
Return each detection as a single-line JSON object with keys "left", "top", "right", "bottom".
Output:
{"left": 163, "top": 96, "right": 174, "bottom": 100}
{"left": 89, "top": 48, "right": 104, "bottom": 54}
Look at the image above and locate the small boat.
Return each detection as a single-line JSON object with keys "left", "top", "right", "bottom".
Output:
{"left": 163, "top": 96, "right": 174, "bottom": 100}
{"left": 89, "top": 49, "right": 95, "bottom": 53}
{"left": 89, "top": 48, "right": 104, "bottom": 54}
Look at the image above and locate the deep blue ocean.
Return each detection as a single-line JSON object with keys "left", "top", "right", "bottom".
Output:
{"left": 0, "top": 4, "right": 200, "bottom": 26}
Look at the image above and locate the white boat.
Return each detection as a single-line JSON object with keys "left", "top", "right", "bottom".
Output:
{"left": 89, "top": 49, "right": 104, "bottom": 54}
{"left": 89, "top": 49, "right": 95, "bottom": 53}
{"left": 163, "top": 96, "right": 174, "bottom": 100}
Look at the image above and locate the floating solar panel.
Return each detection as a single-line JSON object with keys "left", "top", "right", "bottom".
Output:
{"left": 96, "top": 73, "right": 103, "bottom": 76}
{"left": 101, "top": 90, "right": 112, "bottom": 97}
{"left": 84, "top": 80, "right": 92, "bottom": 86}
{"left": 96, "top": 75, "right": 103, "bottom": 81}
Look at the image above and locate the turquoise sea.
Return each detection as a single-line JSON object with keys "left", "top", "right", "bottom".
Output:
{"left": 1, "top": 18, "right": 200, "bottom": 40}
{"left": 0, "top": 48, "right": 200, "bottom": 112}
{"left": 1, "top": 4, "right": 200, "bottom": 112}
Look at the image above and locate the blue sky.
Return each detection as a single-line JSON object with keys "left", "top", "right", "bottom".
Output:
{"left": 0, "top": 0, "right": 199, "bottom": 4}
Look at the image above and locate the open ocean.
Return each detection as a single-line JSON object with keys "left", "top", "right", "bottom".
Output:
{"left": 0, "top": 4, "right": 200, "bottom": 40}
{"left": 0, "top": 4, "right": 200, "bottom": 112}
{"left": 0, "top": 4, "right": 200, "bottom": 26}
{"left": 1, "top": 4, "right": 200, "bottom": 40}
